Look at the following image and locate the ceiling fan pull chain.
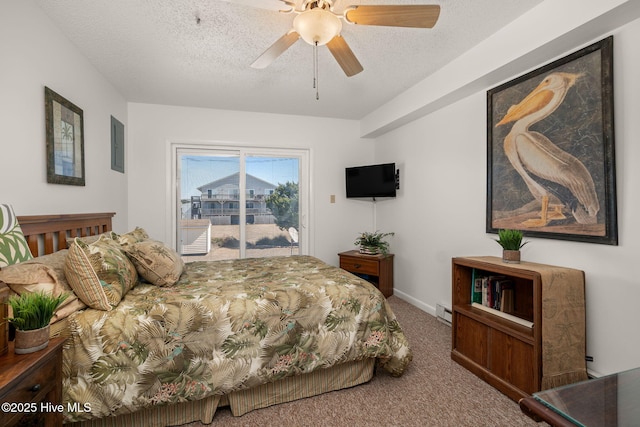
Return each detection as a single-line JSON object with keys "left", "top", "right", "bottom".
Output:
{"left": 313, "top": 41, "right": 319, "bottom": 100}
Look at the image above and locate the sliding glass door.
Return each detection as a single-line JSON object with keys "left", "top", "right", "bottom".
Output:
{"left": 174, "top": 145, "right": 308, "bottom": 261}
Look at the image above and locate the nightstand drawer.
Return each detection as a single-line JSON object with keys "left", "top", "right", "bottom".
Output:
{"left": 340, "top": 257, "right": 379, "bottom": 276}
{"left": 0, "top": 354, "right": 56, "bottom": 404}
{"left": 0, "top": 337, "right": 65, "bottom": 427}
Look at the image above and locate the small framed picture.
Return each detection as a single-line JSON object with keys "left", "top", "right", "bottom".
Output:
{"left": 45, "top": 87, "right": 85, "bottom": 186}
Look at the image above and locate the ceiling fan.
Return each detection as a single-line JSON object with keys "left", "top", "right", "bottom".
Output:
{"left": 228, "top": 0, "right": 441, "bottom": 77}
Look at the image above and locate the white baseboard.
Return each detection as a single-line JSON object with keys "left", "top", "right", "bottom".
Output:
{"left": 392, "top": 289, "right": 436, "bottom": 317}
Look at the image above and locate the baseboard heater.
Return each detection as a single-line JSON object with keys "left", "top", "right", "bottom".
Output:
{"left": 436, "top": 303, "right": 452, "bottom": 326}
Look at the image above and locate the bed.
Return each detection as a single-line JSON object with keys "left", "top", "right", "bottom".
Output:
{"left": 0, "top": 210, "right": 412, "bottom": 426}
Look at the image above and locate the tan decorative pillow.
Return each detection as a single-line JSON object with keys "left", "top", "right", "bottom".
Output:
{"left": 115, "top": 227, "right": 149, "bottom": 246}
{"left": 0, "top": 249, "right": 86, "bottom": 323}
{"left": 64, "top": 235, "right": 138, "bottom": 311}
{"left": 125, "top": 240, "right": 184, "bottom": 287}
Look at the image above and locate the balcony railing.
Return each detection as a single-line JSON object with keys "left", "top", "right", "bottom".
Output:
{"left": 200, "top": 208, "right": 271, "bottom": 216}
{"left": 200, "top": 193, "right": 267, "bottom": 201}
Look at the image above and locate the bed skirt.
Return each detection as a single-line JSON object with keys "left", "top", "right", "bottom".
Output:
{"left": 69, "top": 358, "right": 375, "bottom": 426}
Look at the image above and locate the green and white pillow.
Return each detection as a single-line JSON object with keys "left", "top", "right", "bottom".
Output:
{"left": 0, "top": 204, "right": 33, "bottom": 268}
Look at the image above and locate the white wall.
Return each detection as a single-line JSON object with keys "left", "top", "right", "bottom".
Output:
{"left": 0, "top": 0, "right": 129, "bottom": 231}
{"left": 373, "top": 3, "right": 640, "bottom": 377}
{"left": 127, "top": 103, "right": 374, "bottom": 264}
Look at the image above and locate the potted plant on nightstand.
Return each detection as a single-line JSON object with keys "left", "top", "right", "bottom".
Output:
{"left": 8, "top": 291, "right": 67, "bottom": 354}
{"left": 355, "top": 231, "right": 394, "bottom": 255}
{"left": 494, "top": 229, "right": 528, "bottom": 264}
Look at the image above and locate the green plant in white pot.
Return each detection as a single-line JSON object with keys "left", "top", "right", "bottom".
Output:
{"left": 494, "top": 229, "right": 528, "bottom": 263}
{"left": 355, "top": 231, "right": 394, "bottom": 255}
{"left": 8, "top": 291, "right": 67, "bottom": 354}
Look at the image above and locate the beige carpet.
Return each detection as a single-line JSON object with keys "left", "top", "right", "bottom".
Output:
{"left": 182, "top": 296, "right": 546, "bottom": 427}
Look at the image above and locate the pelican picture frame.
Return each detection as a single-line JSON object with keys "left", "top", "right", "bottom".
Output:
{"left": 486, "top": 36, "right": 617, "bottom": 245}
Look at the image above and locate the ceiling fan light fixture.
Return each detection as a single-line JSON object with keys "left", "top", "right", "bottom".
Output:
{"left": 293, "top": 8, "right": 342, "bottom": 46}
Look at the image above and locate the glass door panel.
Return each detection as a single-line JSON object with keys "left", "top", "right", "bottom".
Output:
{"left": 245, "top": 156, "right": 300, "bottom": 258}
{"left": 178, "top": 151, "right": 240, "bottom": 260}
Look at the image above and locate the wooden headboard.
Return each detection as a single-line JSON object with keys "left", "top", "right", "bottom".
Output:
{"left": 17, "top": 212, "right": 115, "bottom": 257}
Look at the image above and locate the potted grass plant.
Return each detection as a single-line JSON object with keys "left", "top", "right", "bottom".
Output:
{"left": 354, "top": 231, "right": 395, "bottom": 255}
{"left": 494, "top": 229, "right": 528, "bottom": 264}
{"left": 8, "top": 291, "right": 67, "bottom": 354}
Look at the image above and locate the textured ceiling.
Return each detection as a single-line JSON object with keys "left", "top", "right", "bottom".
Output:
{"left": 34, "top": 0, "right": 542, "bottom": 120}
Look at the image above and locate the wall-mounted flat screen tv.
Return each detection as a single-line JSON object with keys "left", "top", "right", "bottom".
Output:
{"left": 345, "top": 163, "right": 397, "bottom": 198}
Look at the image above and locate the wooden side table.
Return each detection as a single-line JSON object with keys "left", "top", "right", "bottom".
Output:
{"left": 0, "top": 282, "right": 9, "bottom": 356}
{"left": 0, "top": 337, "right": 65, "bottom": 427}
{"left": 338, "top": 250, "right": 394, "bottom": 297}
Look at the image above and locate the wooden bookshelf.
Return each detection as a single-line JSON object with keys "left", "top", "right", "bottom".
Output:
{"left": 451, "top": 256, "right": 587, "bottom": 402}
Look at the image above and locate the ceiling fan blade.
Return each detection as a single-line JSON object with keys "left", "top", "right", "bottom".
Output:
{"left": 326, "top": 35, "right": 363, "bottom": 77}
{"left": 345, "top": 5, "right": 441, "bottom": 28}
{"left": 219, "top": 0, "right": 295, "bottom": 13}
{"left": 251, "top": 31, "right": 300, "bottom": 69}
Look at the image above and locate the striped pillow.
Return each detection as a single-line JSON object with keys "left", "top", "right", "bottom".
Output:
{"left": 64, "top": 235, "right": 138, "bottom": 310}
{"left": 0, "top": 204, "right": 33, "bottom": 267}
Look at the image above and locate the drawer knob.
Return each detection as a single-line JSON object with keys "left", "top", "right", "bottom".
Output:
{"left": 30, "top": 384, "right": 41, "bottom": 392}
{"left": 354, "top": 263, "right": 361, "bottom": 268}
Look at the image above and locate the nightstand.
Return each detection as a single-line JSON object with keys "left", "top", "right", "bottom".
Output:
{"left": 0, "top": 337, "right": 65, "bottom": 427}
{"left": 339, "top": 250, "right": 394, "bottom": 297}
{"left": 0, "top": 282, "right": 9, "bottom": 356}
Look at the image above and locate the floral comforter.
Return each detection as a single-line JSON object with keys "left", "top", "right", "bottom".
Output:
{"left": 63, "top": 256, "right": 412, "bottom": 422}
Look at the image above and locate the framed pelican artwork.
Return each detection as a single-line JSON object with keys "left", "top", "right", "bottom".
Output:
{"left": 487, "top": 36, "right": 617, "bottom": 245}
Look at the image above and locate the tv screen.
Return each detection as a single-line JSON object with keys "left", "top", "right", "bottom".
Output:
{"left": 345, "top": 163, "right": 397, "bottom": 198}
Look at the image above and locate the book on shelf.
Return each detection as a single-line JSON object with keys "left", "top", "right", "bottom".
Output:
{"left": 481, "top": 277, "right": 490, "bottom": 306}
{"left": 471, "top": 302, "right": 533, "bottom": 329}
{"left": 492, "top": 278, "right": 513, "bottom": 312}
{"left": 478, "top": 275, "right": 505, "bottom": 310}
{"left": 472, "top": 272, "right": 515, "bottom": 312}
{"left": 471, "top": 269, "right": 483, "bottom": 304}
{"left": 499, "top": 282, "right": 514, "bottom": 314}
